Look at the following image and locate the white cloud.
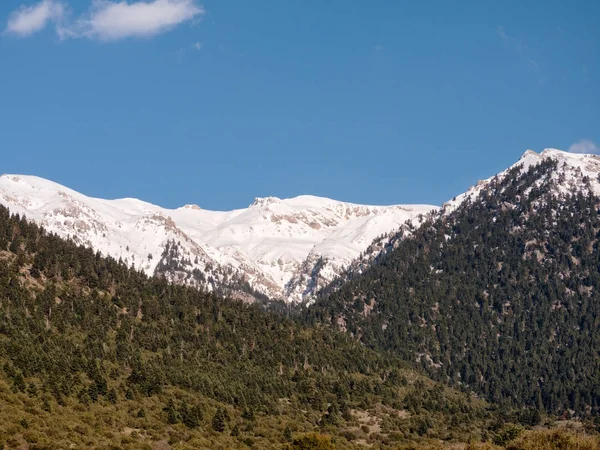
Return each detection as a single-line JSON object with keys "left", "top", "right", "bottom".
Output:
{"left": 568, "top": 139, "right": 599, "bottom": 154}
{"left": 497, "top": 25, "right": 544, "bottom": 84}
{"left": 192, "top": 41, "right": 201, "bottom": 50}
{"left": 7, "top": 0, "right": 204, "bottom": 41}
{"left": 496, "top": 26, "right": 508, "bottom": 45}
{"left": 67, "top": 0, "right": 204, "bottom": 40}
{"left": 5, "top": 0, "right": 65, "bottom": 37}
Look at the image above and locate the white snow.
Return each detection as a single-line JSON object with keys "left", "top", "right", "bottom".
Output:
{"left": 3, "top": 148, "right": 593, "bottom": 302}
{"left": 442, "top": 148, "right": 600, "bottom": 212}
{"left": 0, "top": 174, "right": 435, "bottom": 302}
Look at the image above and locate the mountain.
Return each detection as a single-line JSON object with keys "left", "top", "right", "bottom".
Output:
{"left": 308, "top": 148, "right": 600, "bottom": 416}
{"left": 0, "top": 202, "right": 512, "bottom": 448}
{"left": 3, "top": 150, "right": 600, "bottom": 447}
{"left": 442, "top": 148, "right": 600, "bottom": 211}
{"left": 0, "top": 174, "right": 435, "bottom": 303}
{"left": 323, "top": 148, "right": 600, "bottom": 289}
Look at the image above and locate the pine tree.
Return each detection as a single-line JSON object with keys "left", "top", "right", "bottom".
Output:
{"left": 212, "top": 407, "right": 227, "bottom": 432}
{"left": 164, "top": 399, "right": 180, "bottom": 425}
{"left": 182, "top": 403, "right": 203, "bottom": 428}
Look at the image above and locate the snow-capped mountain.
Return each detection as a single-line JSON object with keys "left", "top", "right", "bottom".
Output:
{"left": 442, "top": 148, "right": 600, "bottom": 211}
{"left": 0, "top": 174, "right": 435, "bottom": 302}
{"left": 3, "top": 148, "right": 592, "bottom": 302}
{"left": 329, "top": 148, "right": 600, "bottom": 283}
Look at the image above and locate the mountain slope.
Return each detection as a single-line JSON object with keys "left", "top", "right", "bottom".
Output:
{"left": 0, "top": 203, "right": 510, "bottom": 448}
{"left": 443, "top": 148, "right": 600, "bottom": 211}
{"left": 322, "top": 148, "right": 600, "bottom": 292}
{"left": 308, "top": 149, "right": 600, "bottom": 415}
{"left": 0, "top": 174, "right": 435, "bottom": 302}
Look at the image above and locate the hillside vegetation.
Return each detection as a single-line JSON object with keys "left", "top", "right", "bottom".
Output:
{"left": 310, "top": 159, "right": 600, "bottom": 418}
{"left": 1, "top": 160, "right": 600, "bottom": 447}
{"left": 0, "top": 204, "right": 515, "bottom": 448}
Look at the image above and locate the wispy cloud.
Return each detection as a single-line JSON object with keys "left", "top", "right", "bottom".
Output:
{"left": 192, "top": 41, "right": 201, "bottom": 50}
{"left": 496, "top": 25, "right": 543, "bottom": 83}
{"left": 496, "top": 26, "right": 508, "bottom": 46}
{"left": 527, "top": 59, "right": 539, "bottom": 71}
{"left": 568, "top": 139, "right": 599, "bottom": 154}
{"left": 6, "top": 0, "right": 204, "bottom": 41}
{"left": 174, "top": 47, "right": 186, "bottom": 62}
{"left": 5, "top": 0, "right": 65, "bottom": 37}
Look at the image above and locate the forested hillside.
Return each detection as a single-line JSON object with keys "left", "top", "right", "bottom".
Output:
{"left": 1, "top": 162, "right": 600, "bottom": 448}
{"left": 0, "top": 204, "right": 517, "bottom": 448}
{"left": 308, "top": 158, "right": 600, "bottom": 418}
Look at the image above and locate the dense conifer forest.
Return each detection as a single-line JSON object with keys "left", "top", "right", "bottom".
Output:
{"left": 309, "top": 159, "right": 600, "bottom": 420}
{"left": 1, "top": 160, "right": 599, "bottom": 448}
{"left": 0, "top": 203, "right": 525, "bottom": 448}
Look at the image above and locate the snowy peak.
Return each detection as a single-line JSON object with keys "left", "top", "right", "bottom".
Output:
{"left": 0, "top": 173, "right": 436, "bottom": 302}
{"left": 443, "top": 148, "right": 600, "bottom": 212}
{"left": 4, "top": 148, "right": 589, "bottom": 303}
{"left": 250, "top": 196, "right": 282, "bottom": 209}
{"left": 312, "top": 148, "right": 600, "bottom": 302}
{"left": 180, "top": 204, "right": 202, "bottom": 211}
{"left": 520, "top": 148, "right": 600, "bottom": 168}
{"left": 520, "top": 149, "right": 539, "bottom": 159}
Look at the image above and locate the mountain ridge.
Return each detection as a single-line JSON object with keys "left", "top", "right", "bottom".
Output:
{"left": 307, "top": 148, "right": 600, "bottom": 415}
{"left": 0, "top": 173, "right": 435, "bottom": 302}
{"left": 2, "top": 148, "right": 596, "bottom": 303}
{"left": 343, "top": 148, "right": 600, "bottom": 281}
{"left": 443, "top": 148, "right": 600, "bottom": 212}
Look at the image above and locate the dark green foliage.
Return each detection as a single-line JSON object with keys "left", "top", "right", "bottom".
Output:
{"left": 0, "top": 197, "right": 583, "bottom": 446}
{"left": 107, "top": 388, "right": 117, "bottom": 404}
{"left": 27, "top": 382, "right": 38, "bottom": 397}
{"left": 182, "top": 403, "right": 203, "bottom": 428}
{"left": 0, "top": 203, "right": 503, "bottom": 448}
{"left": 320, "top": 402, "right": 340, "bottom": 426}
{"left": 241, "top": 407, "right": 255, "bottom": 421}
{"left": 284, "top": 425, "right": 293, "bottom": 441}
{"left": 518, "top": 408, "right": 542, "bottom": 427}
{"left": 493, "top": 424, "right": 524, "bottom": 446}
{"left": 163, "top": 399, "right": 180, "bottom": 425}
{"left": 287, "top": 434, "right": 335, "bottom": 449}
{"left": 212, "top": 407, "right": 228, "bottom": 432}
{"left": 310, "top": 159, "right": 600, "bottom": 416}
{"left": 0, "top": 203, "right": 419, "bottom": 422}
{"left": 12, "top": 372, "right": 25, "bottom": 393}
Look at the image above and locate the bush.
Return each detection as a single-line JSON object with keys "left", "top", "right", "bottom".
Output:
{"left": 493, "top": 424, "right": 523, "bottom": 446}
{"left": 286, "top": 433, "right": 335, "bottom": 449}
{"left": 506, "top": 429, "right": 600, "bottom": 450}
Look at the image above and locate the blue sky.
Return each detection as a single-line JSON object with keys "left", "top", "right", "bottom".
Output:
{"left": 1, "top": 0, "right": 598, "bottom": 210}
